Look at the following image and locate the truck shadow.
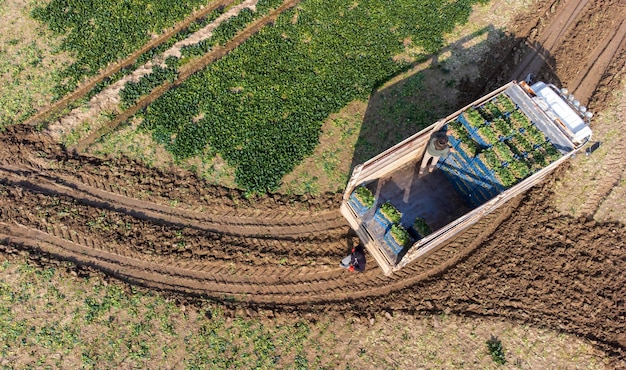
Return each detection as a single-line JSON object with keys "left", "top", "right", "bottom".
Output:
{"left": 349, "top": 24, "right": 563, "bottom": 174}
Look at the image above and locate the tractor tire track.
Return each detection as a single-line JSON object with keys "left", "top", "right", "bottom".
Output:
{"left": 577, "top": 74, "right": 626, "bottom": 218}
{"left": 0, "top": 162, "right": 345, "bottom": 240}
{"left": 545, "top": 0, "right": 626, "bottom": 218}
{"left": 569, "top": 18, "right": 626, "bottom": 104}
{"left": 510, "top": 0, "right": 590, "bottom": 81}
{"left": 0, "top": 180, "right": 520, "bottom": 306}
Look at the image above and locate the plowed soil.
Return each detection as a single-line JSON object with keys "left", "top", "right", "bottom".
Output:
{"left": 1, "top": 0, "right": 625, "bottom": 366}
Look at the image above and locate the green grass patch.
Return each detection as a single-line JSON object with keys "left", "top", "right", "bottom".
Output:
{"left": 0, "top": 256, "right": 609, "bottom": 368}
{"left": 0, "top": 35, "right": 65, "bottom": 127}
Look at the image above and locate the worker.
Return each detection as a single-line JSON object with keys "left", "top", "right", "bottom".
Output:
{"left": 418, "top": 130, "right": 452, "bottom": 176}
{"left": 339, "top": 244, "right": 366, "bottom": 272}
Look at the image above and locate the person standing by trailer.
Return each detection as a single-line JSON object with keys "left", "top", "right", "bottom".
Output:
{"left": 418, "top": 130, "right": 452, "bottom": 176}
{"left": 339, "top": 245, "right": 366, "bottom": 272}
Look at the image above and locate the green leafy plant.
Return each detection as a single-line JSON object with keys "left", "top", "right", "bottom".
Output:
{"left": 526, "top": 125, "right": 546, "bottom": 144}
{"left": 462, "top": 108, "right": 484, "bottom": 128}
{"left": 508, "top": 160, "right": 530, "bottom": 179}
{"left": 494, "top": 166, "right": 516, "bottom": 187}
{"left": 354, "top": 185, "right": 374, "bottom": 209}
{"left": 511, "top": 132, "right": 533, "bottom": 152}
{"left": 477, "top": 125, "right": 497, "bottom": 143}
{"left": 479, "top": 101, "right": 502, "bottom": 121}
{"left": 481, "top": 150, "right": 500, "bottom": 168}
{"left": 120, "top": 64, "right": 178, "bottom": 108}
{"left": 486, "top": 335, "right": 506, "bottom": 365}
{"left": 447, "top": 120, "right": 469, "bottom": 142}
{"left": 492, "top": 142, "right": 514, "bottom": 163}
{"left": 493, "top": 117, "right": 514, "bottom": 137}
{"left": 543, "top": 142, "right": 562, "bottom": 162}
{"left": 32, "top": 0, "right": 208, "bottom": 97}
{"left": 509, "top": 111, "right": 531, "bottom": 129}
{"left": 390, "top": 224, "right": 411, "bottom": 247}
{"left": 530, "top": 150, "right": 547, "bottom": 169}
{"left": 449, "top": 120, "right": 482, "bottom": 155}
{"left": 380, "top": 201, "right": 402, "bottom": 224}
{"left": 495, "top": 94, "right": 516, "bottom": 113}
{"left": 412, "top": 217, "right": 431, "bottom": 237}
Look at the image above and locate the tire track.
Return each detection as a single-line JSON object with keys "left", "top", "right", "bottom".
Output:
{"left": 511, "top": 0, "right": 590, "bottom": 81}
{"left": 0, "top": 188, "right": 519, "bottom": 306}
{"left": 570, "top": 18, "right": 626, "bottom": 104}
{"left": 577, "top": 74, "right": 626, "bottom": 217}
{"left": 0, "top": 162, "right": 346, "bottom": 239}
{"left": 0, "top": 163, "right": 348, "bottom": 265}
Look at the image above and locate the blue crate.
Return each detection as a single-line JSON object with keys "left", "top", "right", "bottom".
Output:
{"left": 458, "top": 113, "right": 478, "bottom": 131}
{"left": 443, "top": 153, "right": 465, "bottom": 171}
{"left": 448, "top": 146, "right": 471, "bottom": 164}
{"left": 455, "top": 165, "right": 493, "bottom": 190}
{"left": 467, "top": 183, "right": 492, "bottom": 207}
{"left": 467, "top": 126, "right": 491, "bottom": 148}
{"left": 382, "top": 231, "right": 409, "bottom": 258}
{"left": 471, "top": 155, "right": 504, "bottom": 188}
{"left": 373, "top": 208, "right": 394, "bottom": 233}
{"left": 467, "top": 160, "right": 506, "bottom": 194}
{"left": 458, "top": 115, "right": 492, "bottom": 148}
{"left": 407, "top": 226, "right": 423, "bottom": 241}
{"left": 446, "top": 174, "right": 474, "bottom": 204}
{"left": 448, "top": 134, "right": 461, "bottom": 147}
{"left": 348, "top": 192, "right": 371, "bottom": 215}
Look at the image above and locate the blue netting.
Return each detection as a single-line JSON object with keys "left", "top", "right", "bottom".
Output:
{"left": 440, "top": 128, "right": 509, "bottom": 208}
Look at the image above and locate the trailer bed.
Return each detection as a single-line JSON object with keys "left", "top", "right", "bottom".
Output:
{"left": 341, "top": 80, "right": 591, "bottom": 275}
{"left": 370, "top": 160, "right": 471, "bottom": 231}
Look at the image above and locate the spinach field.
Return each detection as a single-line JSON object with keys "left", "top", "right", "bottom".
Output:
{"left": 141, "top": 0, "right": 485, "bottom": 192}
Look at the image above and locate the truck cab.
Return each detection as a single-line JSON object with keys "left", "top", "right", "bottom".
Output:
{"left": 341, "top": 81, "right": 592, "bottom": 275}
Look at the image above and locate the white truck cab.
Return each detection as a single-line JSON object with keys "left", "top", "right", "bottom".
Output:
{"left": 530, "top": 81, "right": 592, "bottom": 146}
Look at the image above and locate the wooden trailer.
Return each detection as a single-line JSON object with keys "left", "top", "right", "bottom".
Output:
{"left": 341, "top": 81, "right": 592, "bottom": 275}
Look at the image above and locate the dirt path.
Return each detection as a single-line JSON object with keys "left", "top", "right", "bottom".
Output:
{"left": 0, "top": 162, "right": 345, "bottom": 239}
{"left": 0, "top": 178, "right": 520, "bottom": 304}
{"left": 510, "top": 0, "right": 590, "bottom": 81}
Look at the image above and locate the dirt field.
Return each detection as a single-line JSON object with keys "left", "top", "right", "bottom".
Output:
{"left": 1, "top": 0, "right": 625, "bottom": 367}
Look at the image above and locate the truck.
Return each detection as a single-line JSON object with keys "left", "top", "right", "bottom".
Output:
{"left": 340, "top": 80, "right": 593, "bottom": 275}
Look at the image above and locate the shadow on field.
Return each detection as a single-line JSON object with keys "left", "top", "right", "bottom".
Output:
{"left": 349, "top": 24, "right": 563, "bottom": 172}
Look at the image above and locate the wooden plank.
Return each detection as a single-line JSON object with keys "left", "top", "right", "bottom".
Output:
{"left": 340, "top": 203, "right": 393, "bottom": 275}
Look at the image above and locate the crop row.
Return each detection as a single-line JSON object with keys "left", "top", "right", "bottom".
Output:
{"left": 32, "top": 0, "right": 210, "bottom": 98}
{"left": 448, "top": 94, "right": 563, "bottom": 189}
{"left": 140, "top": 0, "right": 485, "bottom": 193}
